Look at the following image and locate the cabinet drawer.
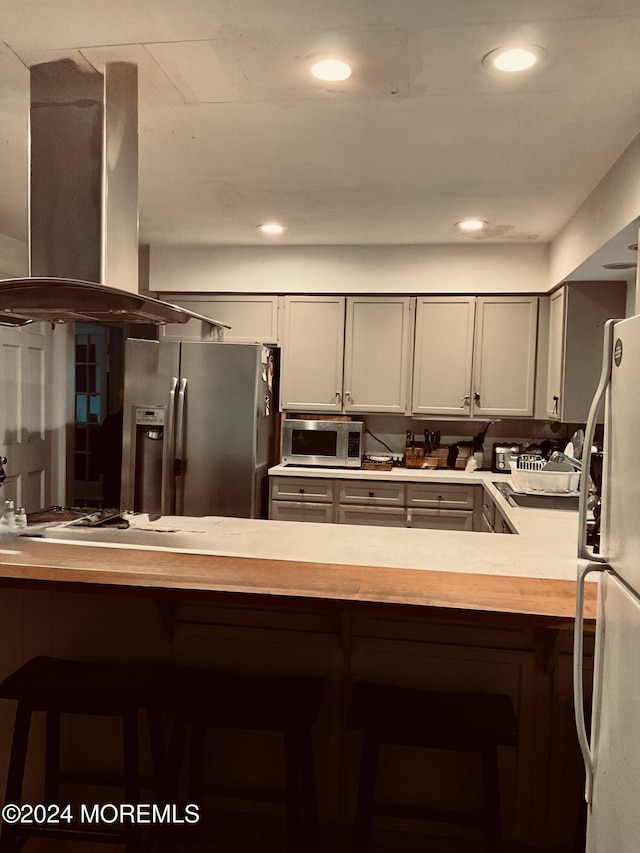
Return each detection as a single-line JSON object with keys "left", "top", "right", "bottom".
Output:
{"left": 338, "top": 481, "right": 406, "bottom": 506}
{"left": 270, "top": 477, "right": 334, "bottom": 503}
{"left": 270, "top": 501, "right": 334, "bottom": 523}
{"left": 337, "top": 506, "right": 407, "bottom": 527}
{"left": 409, "top": 509, "right": 474, "bottom": 531}
{"left": 406, "top": 483, "right": 477, "bottom": 510}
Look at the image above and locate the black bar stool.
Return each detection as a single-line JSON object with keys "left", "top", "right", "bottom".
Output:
{"left": 166, "top": 667, "right": 325, "bottom": 853}
{"left": 347, "top": 681, "right": 519, "bottom": 853}
{"left": 0, "top": 655, "right": 171, "bottom": 853}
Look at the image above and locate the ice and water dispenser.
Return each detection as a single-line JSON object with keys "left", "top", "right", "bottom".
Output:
{"left": 133, "top": 407, "right": 166, "bottom": 514}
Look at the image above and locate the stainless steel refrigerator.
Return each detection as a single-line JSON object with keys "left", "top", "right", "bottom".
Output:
{"left": 120, "top": 339, "right": 277, "bottom": 518}
{"left": 574, "top": 313, "right": 640, "bottom": 850}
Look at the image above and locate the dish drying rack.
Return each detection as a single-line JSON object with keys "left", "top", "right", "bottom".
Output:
{"left": 516, "top": 454, "right": 547, "bottom": 471}
{"left": 510, "top": 454, "right": 580, "bottom": 493}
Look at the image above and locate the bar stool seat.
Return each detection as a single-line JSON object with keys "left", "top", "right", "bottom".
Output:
{"left": 347, "top": 681, "right": 519, "bottom": 853}
{"left": 167, "top": 667, "right": 325, "bottom": 853}
{"left": 0, "top": 655, "right": 170, "bottom": 853}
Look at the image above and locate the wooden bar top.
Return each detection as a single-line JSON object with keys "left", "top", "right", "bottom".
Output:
{"left": 0, "top": 535, "right": 596, "bottom": 625}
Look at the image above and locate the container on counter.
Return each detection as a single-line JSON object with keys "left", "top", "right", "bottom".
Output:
{"left": 1, "top": 499, "right": 15, "bottom": 528}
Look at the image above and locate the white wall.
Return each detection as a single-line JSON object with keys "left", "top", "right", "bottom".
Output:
{"left": 550, "top": 130, "right": 640, "bottom": 286}
{"left": 150, "top": 242, "right": 549, "bottom": 295}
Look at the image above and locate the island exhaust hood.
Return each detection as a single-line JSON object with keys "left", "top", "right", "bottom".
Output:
{"left": 0, "top": 59, "right": 225, "bottom": 332}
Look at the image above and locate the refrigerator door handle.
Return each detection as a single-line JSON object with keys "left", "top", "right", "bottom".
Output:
{"left": 175, "top": 377, "right": 187, "bottom": 475}
{"left": 162, "top": 377, "right": 179, "bottom": 516}
{"left": 578, "top": 318, "right": 619, "bottom": 563}
{"left": 574, "top": 562, "right": 607, "bottom": 805}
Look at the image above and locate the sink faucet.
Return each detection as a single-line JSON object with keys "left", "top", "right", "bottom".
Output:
{"left": 549, "top": 450, "right": 583, "bottom": 471}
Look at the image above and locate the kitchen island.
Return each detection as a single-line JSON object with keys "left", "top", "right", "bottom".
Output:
{"left": 0, "top": 469, "right": 595, "bottom": 850}
{"left": 0, "top": 466, "right": 594, "bottom": 621}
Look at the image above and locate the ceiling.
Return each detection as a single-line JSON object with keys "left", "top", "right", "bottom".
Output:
{"left": 1, "top": 1, "right": 640, "bottom": 257}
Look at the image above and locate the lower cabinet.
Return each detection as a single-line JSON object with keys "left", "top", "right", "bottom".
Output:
{"left": 337, "top": 506, "right": 408, "bottom": 527}
{"left": 270, "top": 501, "right": 334, "bottom": 523}
{"left": 482, "top": 490, "right": 515, "bottom": 534}
{"left": 409, "top": 508, "right": 475, "bottom": 531}
{"left": 270, "top": 476, "right": 335, "bottom": 523}
{"left": 270, "top": 476, "right": 494, "bottom": 531}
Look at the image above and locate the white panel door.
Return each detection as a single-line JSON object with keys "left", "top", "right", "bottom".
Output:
{"left": 412, "top": 297, "right": 475, "bottom": 416}
{"left": 0, "top": 322, "right": 53, "bottom": 511}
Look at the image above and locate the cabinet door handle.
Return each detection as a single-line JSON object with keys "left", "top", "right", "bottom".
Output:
{"left": 368, "top": 491, "right": 374, "bottom": 498}
{"left": 344, "top": 391, "right": 352, "bottom": 401}
{"left": 460, "top": 395, "right": 470, "bottom": 407}
{"left": 552, "top": 394, "right": 559, "bottom": 415}
{"left": 474, "top": 391, "right": 481, "bottom": 402}
{"left": 335, "top": 391, "right": 342, "bottom": 403}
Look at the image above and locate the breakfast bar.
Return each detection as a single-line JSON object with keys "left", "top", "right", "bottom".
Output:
{"left": 0, "top": 472, "right": 596, "bottom": 850}
{"left": 0, "top": 469, "right": 596, "bottom": 622}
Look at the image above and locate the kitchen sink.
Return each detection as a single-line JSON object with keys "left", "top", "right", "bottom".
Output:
{"left": 493, "top": 482, "right": 579, "bottom": 511}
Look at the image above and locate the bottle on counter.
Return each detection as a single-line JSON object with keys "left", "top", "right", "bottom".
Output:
{"left": 1, "top": 499, "right": 15, "bottom": 528}
{"left": 14, "top": 507, "right": 27, "bottom": 529}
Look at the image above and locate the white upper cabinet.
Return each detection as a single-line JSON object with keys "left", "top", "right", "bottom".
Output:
{"left": 412, "top": 297, "right": 475, "bottom": 416}
{"left": 546, "top": 288, "right": 567, "bottom": 420}
{"left": 473, "top": 296, "right": 539, "bottom": 418}
{"left": 412, "top": 296, "right": 539, "bottom": 418}
{"left": 280, "top": 295, "right": 413, "bottom": 414}
{"left": 343, "top": 297, "right": 413, "bottom": 414}
{"left": 280, "top": 295, "right": 345, "bottom": 412}
{"left": 160, "top": 294, "right": 280, "bottom": 343}
{"left": 544, "top": 282, "right": 627, "bottom": 423}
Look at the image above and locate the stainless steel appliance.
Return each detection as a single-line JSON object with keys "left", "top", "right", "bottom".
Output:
{"left": 491, "top": 442, "right": 521, "bottom": 473}
{"left": 121, "top": 339, "right": 277, "bottom": 518}
{"left": 281, "top": 419, "right": 363, "bottom": 468}
{"left": 574, "top": 314, "right": 640, "bottom": 851}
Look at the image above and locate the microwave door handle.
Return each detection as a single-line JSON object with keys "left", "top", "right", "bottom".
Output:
{"left": 161, "top": 377, "right": 178, "bottom": 516}
{"left": 578, "top": 318, "right": 618, "bottom": 562}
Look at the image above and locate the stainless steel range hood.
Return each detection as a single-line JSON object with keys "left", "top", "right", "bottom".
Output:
{"left": 0, "top": 278, "right": 226, "bottom": 328}
{"left": 0, "top": 58, "right": 225, "bottom": 333}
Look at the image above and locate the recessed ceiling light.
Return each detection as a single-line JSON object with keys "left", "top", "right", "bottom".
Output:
{"left": 483, "top": 45, "right": 546, "bottom": 73}
{"left": 258, "top": 223, "right": 286, "bottom": 236}
{"left": 310, "top": 58, "right": 352, "bottom": 82}
{"left": 456, "top": 219, "right": 489, "bottom": 233}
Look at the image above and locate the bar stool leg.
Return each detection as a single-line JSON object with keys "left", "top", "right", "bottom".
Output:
{"left": 284, "top": 728, "right": 304, "bottom": 853}
{"left": 481, "top": 744, "right": 503, "bottom": 853}
{"left": 0, "top": 703, "right": 32, "bottom": 853}
{"left": 44, "top": 710, "right": 61, "bottom": 804}
{"left": 188, "top": 722, "right": 207, "bottom": 802}
{"left": 122, "top": 709, "right": 142, "bottom": 853}
{"left": 352, "top": 733, "right": 380, "bottom": 853}
{"left": 296, "top": 726, "right": 319, "bottom": 852}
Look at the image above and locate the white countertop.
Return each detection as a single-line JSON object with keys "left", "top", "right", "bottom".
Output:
{"left": 30, "top": 465, "right": 589, "bottom": 585}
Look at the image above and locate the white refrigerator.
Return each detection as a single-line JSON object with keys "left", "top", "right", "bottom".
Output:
{"left": 574, "top": 313, "right": 640, "bottom": 850}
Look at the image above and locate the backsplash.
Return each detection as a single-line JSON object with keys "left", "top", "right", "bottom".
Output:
{"left": 360, "top": 414, "right": 595, "bottom": 468}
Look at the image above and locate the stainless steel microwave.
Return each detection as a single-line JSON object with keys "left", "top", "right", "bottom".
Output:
{"left": 282, "top": 419, "right": 363, "bottom": 468}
